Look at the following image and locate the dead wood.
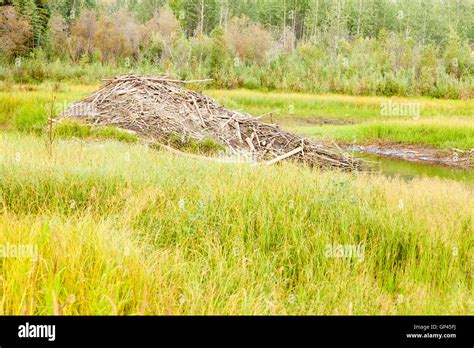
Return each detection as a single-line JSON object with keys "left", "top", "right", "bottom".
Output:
{"left": 62, "top": 74, "right": 362, "bottom": 170}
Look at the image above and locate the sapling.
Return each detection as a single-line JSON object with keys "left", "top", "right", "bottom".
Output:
{"left": 46, "top": 83, "right": 60, "bottom": 159}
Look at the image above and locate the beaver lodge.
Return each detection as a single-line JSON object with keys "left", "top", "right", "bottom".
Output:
{"left": 63, "top": 74, "right": 361, "bottom": 170}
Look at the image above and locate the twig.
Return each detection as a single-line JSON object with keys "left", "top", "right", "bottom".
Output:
{"left": 263, "top": 146, "right": 304, "bottom": 165}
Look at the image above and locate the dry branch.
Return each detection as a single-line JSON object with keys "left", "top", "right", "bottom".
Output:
{"left": 263, "top": 146, "right": 304, "bottom": 165}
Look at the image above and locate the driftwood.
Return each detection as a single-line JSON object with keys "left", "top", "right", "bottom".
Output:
{"left": 62, "top": 74, "right": 361, "bottom": 170}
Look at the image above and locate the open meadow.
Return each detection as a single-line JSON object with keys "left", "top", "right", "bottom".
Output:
{"left": 0, "top": 83, "right": 473, "bottom": 315}
{"left": 1, "top": 0, "right": 473, "bottom": 324}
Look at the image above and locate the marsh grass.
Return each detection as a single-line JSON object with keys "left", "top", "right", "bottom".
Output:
{"left": 165, "top": 133, "right": 226, "bottom": 156}
{"left": 206, "top": 89, "right": 474, "bottom": 121}
{"left": 0, "top": 133, "right": 472, "bottom": 315}
{"left": 207, "top": 89, "right": 474, "bottom": 150}
{"left": 55, "top": 120, "right": 138, "bottom": 144}
{"left": 291, "top": 118, "right": 474, "bottom": 150}
{"left": 0, "top": 83, "right": 97, "bottom": 131}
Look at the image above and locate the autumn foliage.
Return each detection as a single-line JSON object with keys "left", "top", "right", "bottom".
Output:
{"left": 0, "top": 6, "right": 32, "bottom": 58}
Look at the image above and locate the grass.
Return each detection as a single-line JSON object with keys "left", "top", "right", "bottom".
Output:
{"left": 0, "top": 82, "right": 472, "bottom": 314}
{"left": 207, "top": 89, "right": 474, "bottom": 150}
{"left": 165, "top": 133, "right": 226, "bottom": 156}
{"left": 0, "top": 132, "right": 472, "bottom": 315}
{"left": 290, "top": 118, "right": 474, "bottom": 150}
{"left": 0, "top": 83, "right": 143, "bottom": 145}
{"left": 55, "top": 120, "right": 138, "bottom": 143}
{"left": 0, "top": 82, "right": 97, "bottom": 129}
{"left": 206, "top": 89, "right": 474, "bottom": 121}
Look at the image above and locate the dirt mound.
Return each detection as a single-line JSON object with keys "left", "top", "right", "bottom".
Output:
{"left": 63, "top": 74, "right": 360, "bottom": 170}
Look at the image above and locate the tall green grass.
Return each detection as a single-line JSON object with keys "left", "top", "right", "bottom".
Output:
{"left": 291, "top": 119, "right": 474, "bottom": 150}
{"left": 0, "top": 83, "right": 97, "bottom": 129}
{"left": 0, "top": 133, "right": 472, "bottom": 314}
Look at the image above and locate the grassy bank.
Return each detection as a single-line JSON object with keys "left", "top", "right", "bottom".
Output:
{"left": 207, "top": 89, "right": 474, "bottom": 121}
{"left": 290, "top": 118, "right": 474, "bottom": 150}
{"left": 0, "top": 133, "right": 472, "bottom": 315}
{"left": 207, "top": 89, "right": 474, "bottom": 150}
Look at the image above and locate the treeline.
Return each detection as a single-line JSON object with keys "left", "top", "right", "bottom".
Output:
{"left": 0, "top": 0, "right": 473, "bottom": 98}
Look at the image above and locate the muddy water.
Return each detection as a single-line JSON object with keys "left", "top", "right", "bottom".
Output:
{"left": 356, "top": 153, "right": 474, "bottom": 183}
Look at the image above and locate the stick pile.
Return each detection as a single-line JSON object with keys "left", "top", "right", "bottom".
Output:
{"left": 63, "top": 74, "right": 361, "bottom": 170}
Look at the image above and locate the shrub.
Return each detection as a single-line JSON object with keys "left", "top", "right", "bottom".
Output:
{"left": 47, "top": 15, "right": 68, "bottom": 58}
{"left": 95, "top": 10, "right": 140, "bottom": 63}
{"left": 142, "top": 7, "right": 181, "bottom": 44}
{"left": 225, "top": 17, "right": 274, "bottom": 63}
{"left": 0, "top": 6, "right": 32, "bottom": 59}
{"left": 70, "top": 10, "right": 97, "bottom": 61}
